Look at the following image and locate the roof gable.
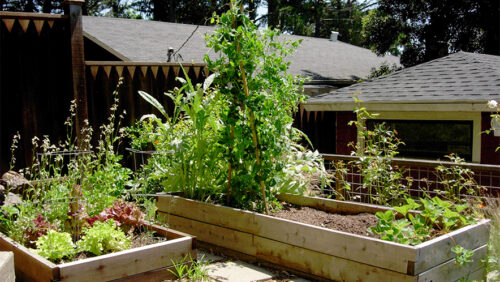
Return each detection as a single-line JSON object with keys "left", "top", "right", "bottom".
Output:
{"left": 306, "top": 52, "right": 500, "bottom": 106}
{"left": 82, "top": 16, "right": 400, "bottom": 82}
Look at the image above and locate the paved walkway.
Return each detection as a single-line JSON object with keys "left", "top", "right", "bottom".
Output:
{"left": 198, "top": 249, "right": 311, "bottom": 282}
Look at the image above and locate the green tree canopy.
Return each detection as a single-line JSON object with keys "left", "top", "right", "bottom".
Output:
{"left": 363, "top": 0, "right": 500, "bottom": 67}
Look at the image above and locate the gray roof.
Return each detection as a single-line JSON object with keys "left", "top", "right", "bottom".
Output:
{"left": 306, "top": 52, "right": 500, "bottom": 106}
{"left": 82, "top": 16, "right": 400, "bottom": 82}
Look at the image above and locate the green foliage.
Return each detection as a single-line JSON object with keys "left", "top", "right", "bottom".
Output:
{"left": 274, "top": 128, "right": 330, "bottom": 195}
{"left": 268, "top": 0, "right": 372, "bottom": 46}
{"left": 77, "top": 220, "right": 130, "bottom": 256}
{"left": 434, "top": 154, "right": 485, "bottom": 206}
{"left": 452, "top": 245, "right": 474, "bottom": 267}
{"left": 370, "top": 196, "right": 476, "bottom": 246}
{"left": 168, "top": 253, "right": 209, "bottom": 280}
{"left": 134, "top": 70, "right": 225, "bottom": 200}
{"left": 362, "top": 0, "right": 499, "bottom": 67}
{"left": 367, "top": 63, "right": 401, "bottom": 79}
{"left": 36, "top": 230, "right": 76, "bottom": 262}
{"left": 205, "top": 0, "right": 305, "bottom": 212}
{"left": 348, "top": 99, "right": 408, "bottom": 205}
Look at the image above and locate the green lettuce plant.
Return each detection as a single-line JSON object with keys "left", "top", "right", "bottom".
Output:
{"left": 36, "top": 230, "right": 76, "bottom": 261}
{"left": 77, "top": 219, "right": 130, "bottom": 256}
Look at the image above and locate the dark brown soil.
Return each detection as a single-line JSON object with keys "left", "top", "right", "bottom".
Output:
{"left": 272, "top": 203, "right": 379, "bottom": 238}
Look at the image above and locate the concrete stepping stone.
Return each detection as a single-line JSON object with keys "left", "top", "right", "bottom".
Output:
{"left": 0, "top": 252, "right": 15, "bottom": 282}
{"left": 206, "top": 260, "right": 274, "bottom": 282}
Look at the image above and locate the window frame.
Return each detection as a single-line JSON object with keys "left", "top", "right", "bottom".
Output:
{"left": 366, "top": 111, "right": 481, "bottom": 163}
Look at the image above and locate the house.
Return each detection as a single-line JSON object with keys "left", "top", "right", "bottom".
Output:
{"left": 81, "top": 15, "right": 400, "bottom": 93}
{"left": 304, "top": 52, "right": 500, "bottom": 165}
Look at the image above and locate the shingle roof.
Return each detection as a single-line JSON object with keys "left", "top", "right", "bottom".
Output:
{"left": 306, "top": 52, "right": 500, "bottom": 105}
{"left": 82, "top": 16, "right": 400, "bottom": 81}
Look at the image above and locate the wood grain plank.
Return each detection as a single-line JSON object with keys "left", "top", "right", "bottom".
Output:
{"left": 414, "top": 220, "right": 490, "bottom": 274}
{"left": 253, "top": 212, "right": 416, "bottom": 274}
{"left": 0, "top": 232, "right": 57, "bottom": 281}
{"left": 277, "top": 193, "right": 394, "bottom": 214}
{"left": 254, "top": 236, "right": 414, "bottom": 282}
{"left": 158, "top": 212, "right": 257, "bottom": 257}
{"left": 156, "top": 196, "right": 258, "bottom": 233}
{"left": 416, "top": 245, "right": 487, "bottom": 282}
{"left": 157, "top": 195, "right": 416, "bottom": 274}
{"left": 59, "top": 237, "right": 194, "bottom": 282}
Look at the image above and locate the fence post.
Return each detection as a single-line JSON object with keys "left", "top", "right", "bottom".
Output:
{"left": 64, "top": 0, "right": 88, "bottom": 148}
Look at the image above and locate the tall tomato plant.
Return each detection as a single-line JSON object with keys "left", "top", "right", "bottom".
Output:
{"left": 205, "top": 1, "right": 305, "bottom": 213}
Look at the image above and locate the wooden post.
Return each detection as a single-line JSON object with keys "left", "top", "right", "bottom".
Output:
{"left": 64, "top": 0, "right": 88, "bottom": 148}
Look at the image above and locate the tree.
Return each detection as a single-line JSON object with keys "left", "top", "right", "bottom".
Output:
{"left": 263, "top": 0, "right": 372, "bottom": 46}
{"left": 363, "top": 0, "right": 500, "bottom": 67}
{"left": 0, "top": 0, "right": 141, "bottom": 18}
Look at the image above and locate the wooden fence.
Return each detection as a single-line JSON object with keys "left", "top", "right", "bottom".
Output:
{"left": 85, "top": 62, "right": 209, "bottom": 130}
{"left": 0, "top": 12, "right": 72, "bottom": 172}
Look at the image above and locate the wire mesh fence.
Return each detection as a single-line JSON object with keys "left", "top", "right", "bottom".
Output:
{"left": 321, "top": 154, "right": 500, "bottom": 204}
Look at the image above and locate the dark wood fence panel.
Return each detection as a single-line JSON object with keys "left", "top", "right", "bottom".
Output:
{"left": 0, "top": 13, "right": 72, "bottom": 172}
{"left": 85, "top": 62, "right": 209, "bottom": 133}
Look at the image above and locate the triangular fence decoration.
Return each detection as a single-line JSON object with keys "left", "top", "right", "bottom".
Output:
{"left": 193, "top": 66, "right": 201, "bottom": 79}
{"left": 140, "top": 66, "right": 148, "bottom": 77}
{"left": 90, "top": 66, "right": 99, "bottom": 79}
{"left": 33, "top": 20, "right": 44, "bottom": 35}
{"left": 47, "top": 20, "right": 54, "bottom": 28}
{"left": 314, "top": 111, "right": 318, "bottom": 121}
{"left": 162, "top": 66, "right": 170, "bottom": 79}
{"left": 19, "top": 19, "right": 30, "bottom": 32}
{"left": 203, "top": 67, "right": 210, "bottom": 78}
{"left": 151, "top": 66, "right": 159, "bottom": 78}
{"left": 115, "top": 66, "right": 124, "bottom": 77}
{"left": 103, "top": 66, "right": 112, "bottom": 78}
{"left": 2, "top": 19, "right": 15, "bottom": 32}
{"left": 300, "top": 104, "right": 304, "bottom": 128}
{"left": 306, "top": 110, "right": 311, "bottom": 123}
{"left": 172, "top": 66, "right": 180, "bottom": 77}
{"left": 320, "top": 111, "right": 325, "bottom": 120}
{"left": 127, "top": 66, "right": 136, "bottom": 77}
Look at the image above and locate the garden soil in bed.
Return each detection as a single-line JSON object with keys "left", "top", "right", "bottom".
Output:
{"left": 272, "top": 203, "right": 380, "bottom": 238}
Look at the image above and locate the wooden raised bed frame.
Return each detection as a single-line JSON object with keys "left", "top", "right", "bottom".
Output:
{"left": 156, "top": 193, "right": 490, "bottom": 282}
{"left": 0, "top": 224, "right": 196, "bottom": 281}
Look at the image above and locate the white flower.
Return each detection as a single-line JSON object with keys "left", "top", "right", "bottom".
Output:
{"left": 487, "top": 100, "right": 498, "bottom": 109}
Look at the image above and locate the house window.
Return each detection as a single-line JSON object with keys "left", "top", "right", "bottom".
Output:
{"left": 366, "top": 120, "right": 473, "bottom": 162}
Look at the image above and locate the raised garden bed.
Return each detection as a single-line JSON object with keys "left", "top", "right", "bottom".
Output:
{"left": 156, "top": 193, "right": 490, "bottom": 281}
{"left": 0, "top": 223, "right": 196, "bottom": 281}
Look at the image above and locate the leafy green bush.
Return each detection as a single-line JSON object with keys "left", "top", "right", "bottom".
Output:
{"left": 369, "top": 197, "right": 476, "bottom": 245}
{"left": 77, "top": 220, "right": 130, "bottom": 256}
{"left": 36, "top": 230, "right": 76, "bottom": 261}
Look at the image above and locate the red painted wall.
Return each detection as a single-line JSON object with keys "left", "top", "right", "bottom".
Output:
{"left": 481, "top": 112, "right": 500, "bottom": 165}
{"left": 335, "top": 111, "right": 357, "bottom": 155}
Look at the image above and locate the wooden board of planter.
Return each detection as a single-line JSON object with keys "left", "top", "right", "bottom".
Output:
{"left": 0, "top": 224, "right": 196, "bottom": 282}
{"left": 156, "top": 193, "right": 490, "bottom": 282}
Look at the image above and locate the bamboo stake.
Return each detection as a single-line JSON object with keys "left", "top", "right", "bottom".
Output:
{"left": 234, "top": 3, "right": 269, "bottom": 214}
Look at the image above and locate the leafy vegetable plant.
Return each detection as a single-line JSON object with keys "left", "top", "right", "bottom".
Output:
{"left": 77, "top": 219, "right": 130, "bottom": 256}
{"left": 370, "top": 196, "right": 476, "bottom": 245}
{"left": 36, "top": 230, "right": 76, "bottom": 261}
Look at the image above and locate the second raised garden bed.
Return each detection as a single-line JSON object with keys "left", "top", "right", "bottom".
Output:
{"left": 156, "top": 193, "right": 490, "bottom": 281}
{"left": 0, "top": 223, "right": 196, "bottom": 282}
